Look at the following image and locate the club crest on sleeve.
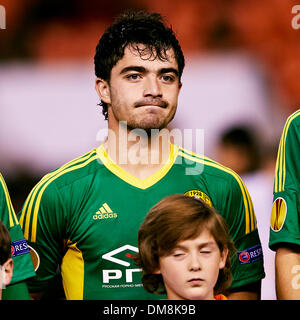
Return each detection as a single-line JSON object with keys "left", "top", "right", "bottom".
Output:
{"left": 270, "top": 197, "right": 287, "bottom": 232}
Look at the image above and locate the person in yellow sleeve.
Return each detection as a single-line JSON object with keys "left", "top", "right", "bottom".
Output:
{"left": 0, "top": 220, "right": 14, "bottom": 300}
{"left": 269, "top": 110, "right": 300, "bottom": 299}
{"left": 0, "top": 173, "right": 35, "bottom": 300}
{"left": 137, "top": 194, "right": 235, "bottom": 300}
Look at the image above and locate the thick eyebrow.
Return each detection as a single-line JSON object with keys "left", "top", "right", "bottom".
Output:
{"left": 120, "top": 66, "right": 147, "bottom": 75}
{"left": 120, "top": 66, "right": 179, "bottom": 77}
{"left": 158, "top": 68, "right": 179, "bottom": 77}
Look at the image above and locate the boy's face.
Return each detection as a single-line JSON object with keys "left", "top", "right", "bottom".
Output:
{"left": 0, "top": 258, "right": 13, "bottom": 300}
{"left": 155, "top": 230, "right": 228, "bottom": 300}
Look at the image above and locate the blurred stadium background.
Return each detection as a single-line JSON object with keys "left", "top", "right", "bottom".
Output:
{"left": 1, "top": 0, "right": 300, "bottom": 299}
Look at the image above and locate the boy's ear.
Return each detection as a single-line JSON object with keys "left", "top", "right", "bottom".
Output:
{"left": 95, "top": 78, "right": 111, "bottom": 104}
{"left": 152, "top": 268, "right": 161, "bottom": 275}
{"left": 2, "top": 258, "right": 13, "bottom": 286}
{"left": 219, "top": 248, "right": 228, "bottom": 269}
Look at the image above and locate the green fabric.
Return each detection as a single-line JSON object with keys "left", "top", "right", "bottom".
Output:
{"left": 21, "top": 146, "right": 264, "bottom": 299}
{"left": 2, "top": 281, "right": 30, "bottom": 300}
{"left": 0, "top": 173, "right": 35, "bottom": 285}
{"left": 270, "top": 109, "right": 300, "bottom": 249}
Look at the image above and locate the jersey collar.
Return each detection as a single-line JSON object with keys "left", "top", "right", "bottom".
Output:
{"left": 96, "top": 142, "right": 179, "bottom": 190}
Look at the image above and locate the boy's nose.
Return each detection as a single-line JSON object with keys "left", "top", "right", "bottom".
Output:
{"left": 188, "top": 253, "right": 202, "bottom": 271}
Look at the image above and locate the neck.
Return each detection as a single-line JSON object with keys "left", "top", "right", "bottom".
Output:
{"left": 167, "top": 291, "right": 216, "bottom": 301}
{"left": 103, "top": 121, "right": 172, "bottom": 179}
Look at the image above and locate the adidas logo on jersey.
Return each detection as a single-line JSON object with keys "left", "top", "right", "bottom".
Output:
{"left": 93, "top": 203, "right": 118, "bottom": 220}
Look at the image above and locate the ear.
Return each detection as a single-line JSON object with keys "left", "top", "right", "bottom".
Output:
{"left": 219, "top": 248, "right": 228, "bottom": 270}
{"left": 2, "top": 258, "right": 13, "bottom": 286}
{"left": 95, "top": 78, "right": 111, "bottom": 105}
{"left": 152, "top": 268, "right": 161, "bottom": 275}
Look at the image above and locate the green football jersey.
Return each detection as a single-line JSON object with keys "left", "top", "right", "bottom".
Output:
{"left": 0, "top": 173, "right": 35, "bottom": 285}
{"left": 270, "top": 109, "right": 300, "bottom": 249}
{"left": 19, "top": 144, "right": 264, "bottom": 300}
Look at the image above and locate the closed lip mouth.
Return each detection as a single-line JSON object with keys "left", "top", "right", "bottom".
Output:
{"left": 135, "top": 101, "right": 167, "bottom": 108}
{"left": 137, "top": 104, "right": 163, "bottom": 107}
{"left": 188, "top": 278, "right": 204, "bottom": 283}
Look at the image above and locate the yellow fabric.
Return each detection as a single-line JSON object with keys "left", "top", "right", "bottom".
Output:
{"left": 61, "top": 242, "right": 84, "bottom": 300}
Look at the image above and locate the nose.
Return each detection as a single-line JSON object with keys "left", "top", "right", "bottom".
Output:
{"left": 143, "top": 75, "right": 162, "bottom": 97}
{"left": 188, "top": 252, "right": 202, "bottom": 271}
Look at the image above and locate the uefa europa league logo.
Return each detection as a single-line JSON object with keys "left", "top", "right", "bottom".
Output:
{"left": 0, "top": 5, "right": 5, "bottom": 29}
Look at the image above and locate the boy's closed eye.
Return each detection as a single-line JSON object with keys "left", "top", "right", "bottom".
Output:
{"left": 170, "top": 249, "right": 186, "bottom": 258}
{"left": 200, "top": 250, "right": 212, "bottom": 255}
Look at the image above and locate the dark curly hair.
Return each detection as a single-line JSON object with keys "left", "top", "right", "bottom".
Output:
{"left": 137, "top": 194, "right": 235, "bottom": 296}
{"left": 94, "top": 10, "right": 185, "bottom": 120}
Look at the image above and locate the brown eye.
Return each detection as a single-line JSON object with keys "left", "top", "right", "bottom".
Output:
{"left": 162, "top": 75, "right": 174, "bottom": 82}
{"left": 126, "top": 74, "right": 141, "bottom": 80}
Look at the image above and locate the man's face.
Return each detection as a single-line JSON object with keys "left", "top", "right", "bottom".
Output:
{"left": 156, "top": 230, "right": 228, "bottom": 300}
{"left": 96, "top": 44, "right": 182, "bottom": 132}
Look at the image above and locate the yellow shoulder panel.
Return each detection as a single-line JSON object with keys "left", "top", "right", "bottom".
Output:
{"left": 274, "top": 109, "right": 300, "bottom": 193}
{"left": 20, "top": 149, "right": 97, "bottom": 242}
{"left": 0, "top": 173, "right": 18, "bottom": 227}
{"left": 178, "top": 148, "right": 256, "bottom": 234}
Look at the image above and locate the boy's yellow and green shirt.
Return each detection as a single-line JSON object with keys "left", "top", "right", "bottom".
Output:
{"left": 0, "top": 173, "right": 35, "bottom": 284}
{"left": 270, "top": 109, "right": 300, "bottom": 249}
{"left": 19, "top": 144, "right": 265, "bottom": 299}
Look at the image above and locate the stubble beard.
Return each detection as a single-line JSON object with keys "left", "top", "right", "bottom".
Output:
{"left": 128, "top": 101, "right": 177, "bottom": 135}
{"left": 111, "top": 104, "right": 176, "bottom": 135}
{"left": 109, "top": 94, "right": 177, "bottom": 136}
{"left": 127, "top": 116, "right": 167, "bottom": 134}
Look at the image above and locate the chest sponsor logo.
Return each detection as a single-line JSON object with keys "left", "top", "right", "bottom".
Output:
{"left": 270, "top": 197, "right": 287, "bottom": 232}
{"left": 101, "top": 245, "right": 143, "bottom": 289}
{"left": 93, "top": 203, "right": 118, "bottom": 220}
{"left": 184, "top": 189, "right": 212, "bottom": 207}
